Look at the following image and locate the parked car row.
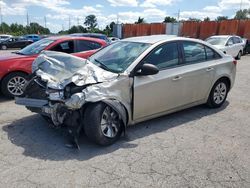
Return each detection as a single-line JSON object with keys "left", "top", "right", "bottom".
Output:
{"left": 0, "top": 37, "right": 33, "bottom": 50}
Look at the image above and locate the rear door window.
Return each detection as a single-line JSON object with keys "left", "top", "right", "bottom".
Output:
{"left": 233, "top": 37, "right": 241, "bottom": 44}
{"left": 182, "top": 41, "right": 206, "bottom": 64}
{"left": 205, "top": 46, "right": 221, "bottom": 60}
{"left": 75, "top": 40, "right": 102, "bottom": 52}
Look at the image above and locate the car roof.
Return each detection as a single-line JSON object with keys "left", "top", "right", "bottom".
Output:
{"left": 122, "top": 35, "right": 185, "bottom": 44}
{"left": 71, "top": 33, "right": 107, "bottom": 37}
{"left": 46, "top": 35, "right": 107, "bottom": 44}
{"left": 209, "top": 35, "right": 241, "bottom": 39}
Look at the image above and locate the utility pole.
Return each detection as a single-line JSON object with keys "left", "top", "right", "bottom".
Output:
{"left": 240, "top": 0, "right": 243, "bottom": 11}
{"left": 177, "top": 9, "right": 180, "bottom": 22}
{"left": 26, "top": 11, "right": 29, "bottom": 26}
{"left": 116, "top": 15, "right": 119, "bottom": 24}
{"left": 44, "top": 16, "right": 47, "bottom": 28}
{"left": 77, "top": 16, "right": 80, "bottom": 25}
{"left": 62, "top": 24, "right": 64, "bottom": 31}
{"left": 68, "top": 15, "right": 71, "bottom": 29}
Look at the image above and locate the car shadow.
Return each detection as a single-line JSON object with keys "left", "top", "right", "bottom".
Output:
{"left": 0, "top": 94, "right": 12, "bottom": 102}
{"left": 2, "top": 101, "right": 229, "bottom": 161}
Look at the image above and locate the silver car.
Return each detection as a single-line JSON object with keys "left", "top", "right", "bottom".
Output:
{"left": 16, "top": 35, "right": 237, "bottom": 146}
{"left": 205, "top": 35, "right": 244, "bottom": 60}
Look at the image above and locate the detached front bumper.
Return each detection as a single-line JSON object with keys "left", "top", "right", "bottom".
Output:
{"left": 15, "top": 97, "right": 69, "bottom": 126}
{"left": 15, "top": 97, "right": 48, "bottom": 108}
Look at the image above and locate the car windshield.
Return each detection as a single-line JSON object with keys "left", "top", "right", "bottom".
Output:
{"left": 88, "top": 41, "right": 151, "bottom": 73}
{"left": 18, "top": 38, "right": 55, "bottom": 55}
{"left": 206, "top": 38, "right": 227, "bottom": 46}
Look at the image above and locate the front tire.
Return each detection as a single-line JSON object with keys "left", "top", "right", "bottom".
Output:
{"left": 1, "top": 72, "right": 27, "bottom": 98}
{"left": 206, "top": 79, "right": 229, "bottom": 108}
{"left": 84, "top": 103, "right": 123, "bottom": 146}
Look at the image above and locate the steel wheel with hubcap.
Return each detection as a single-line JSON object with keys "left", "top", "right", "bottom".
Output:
{"left": 1, "top": 72, "right": 27, "bottom": 98}
{"left": 207, "top": 79, "right": 229, "bottom": 108}
{"left": 84, "top": 103, "right": 123, "bottom": 146}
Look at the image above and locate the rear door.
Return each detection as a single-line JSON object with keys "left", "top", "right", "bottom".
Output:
{"left": 226, "top": 37, "right": 237, "bottom": 57}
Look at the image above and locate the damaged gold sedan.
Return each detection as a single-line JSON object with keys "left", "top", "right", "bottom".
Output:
{"left": 16, "top": 35, "right": 236, "bottom": 147}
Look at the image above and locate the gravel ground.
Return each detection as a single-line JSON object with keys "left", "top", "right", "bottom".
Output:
{"left": 0, "top": 54, "right": 250, "bottom": 188}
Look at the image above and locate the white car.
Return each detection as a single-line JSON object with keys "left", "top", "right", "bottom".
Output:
{"left": 205, "top": 35, "right": 244, "bottom": 60}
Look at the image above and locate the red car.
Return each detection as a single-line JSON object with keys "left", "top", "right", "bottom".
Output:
{"left": 0, "top": 36, "right": 107, "bottom": 98}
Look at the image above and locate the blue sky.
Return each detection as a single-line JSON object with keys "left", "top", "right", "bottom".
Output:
{"left": 0, "top": 0, "right": 249, "bottom": 33}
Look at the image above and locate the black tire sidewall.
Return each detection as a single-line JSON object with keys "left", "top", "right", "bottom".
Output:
{"left": 84, "top": 102, "right": 123, "bottom": 146}
{"left": 207, "top": 80, "right": 229, "bottom": 108}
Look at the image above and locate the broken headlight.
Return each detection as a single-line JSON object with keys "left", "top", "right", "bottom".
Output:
{"left": 64, "top": 84, "right": 88, "bottom": 99}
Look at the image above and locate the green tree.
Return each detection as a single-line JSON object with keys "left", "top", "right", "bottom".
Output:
{"left": 103, "top": 22, "right": 116, "bottom": 36}
{"left": 135, "top": 17, "right": 145, "bottom": 24}
{"left": 84, "top": 15, "right": 97, "bottom": 30}
{"left": 0, "top": 22, "right": 10, "bottom": 33}
{"left": 216, "top": 16, "right": 228, "bottom": 21}
{"left": 163, "top": 16, "right": 177, "bottom": 23}
{"left": 234, "top": 9, "right": 250, "bottom": 19}
{"left": 203, "top": 17, "right": 210, "bottom": 21}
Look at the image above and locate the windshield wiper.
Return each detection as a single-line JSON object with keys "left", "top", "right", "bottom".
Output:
{"left": 94, "top": 58, "right": 112, "bottom": 72}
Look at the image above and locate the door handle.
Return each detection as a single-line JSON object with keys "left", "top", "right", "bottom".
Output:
{"left": 172, "top": 76, "right": 182, "bottom": 81}
{"left": 206, "top": 67, "right": 214, "bottom": 72}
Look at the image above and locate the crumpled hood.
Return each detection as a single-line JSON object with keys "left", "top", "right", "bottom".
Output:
{"left": 32, "top": 51, "right": 118, "bottom": 89}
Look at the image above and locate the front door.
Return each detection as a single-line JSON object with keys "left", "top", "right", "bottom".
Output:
{"left": 133, "top": 41, "right": 215, "bottom": 121}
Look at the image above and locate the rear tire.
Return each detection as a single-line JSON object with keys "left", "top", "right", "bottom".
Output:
{"left": 1, "top": 45, "right": 7, "bottom": 50}
{"left": 236, "top": 51, "right": 242, "bottom": 60}
{"left": 84, "top": 102, "right": 123, "bottom": 146}
{"left": 206, "top": 79, "right": 229, "bottom": 108}
{"left": 1, "top": 72, "right": 27, "bottom": 98}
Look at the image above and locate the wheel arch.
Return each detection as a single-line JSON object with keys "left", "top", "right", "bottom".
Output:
{"left": 81, "top": 99, "right": 129, "bottom": 128}
{"left": 0, "top": 70, "right": 29, "bottom": 84}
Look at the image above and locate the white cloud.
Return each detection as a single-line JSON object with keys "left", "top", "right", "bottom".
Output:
{"left": 107, "top": 0, "right": 138, "bottom": 7}
{"left": 218, "top": 0, "right": 250, "bottom": 10}
{"left": 203, "top": 6, "right": 222, "bottom": 13}
{"left": 180, "top": 11, "right": 222, "bottom": 20}
{"left": 140, "top": 0, "right": 176, "bottom": 8}
{"left": 116, "top": 8, "right": 166, "bottom": 23}
{"left": 96, "top": 4, "right": 104, "bottom": 8}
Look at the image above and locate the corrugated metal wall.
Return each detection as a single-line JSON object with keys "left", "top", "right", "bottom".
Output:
{"left": 199, "top": 21, "right": 219, "bottom": 39}
{"left": 118, "top": 20, "right": 250, "bottom": 39}
{"left": 122, "top": 23, "right": 166, "bottom": 38}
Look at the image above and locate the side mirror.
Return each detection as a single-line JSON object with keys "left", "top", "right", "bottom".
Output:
{"left": 135, "top": 63, "right": 159, "bottom": 76}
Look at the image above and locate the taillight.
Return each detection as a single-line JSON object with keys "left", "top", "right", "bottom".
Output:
{"left": 233, "top": 60, "right": 237, "bottom": 65}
